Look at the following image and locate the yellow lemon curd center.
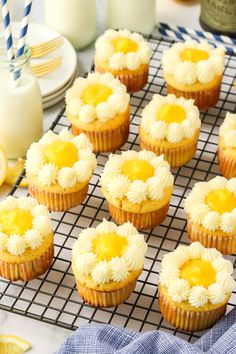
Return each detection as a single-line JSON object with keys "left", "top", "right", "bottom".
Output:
{"left": 180, "top": 259, "right": 216, "bottom": 287}
{"left": 93, "top": 233, "right": 128, "bottom": 261}
{"left": 121, "top": 159, "right": 154, "bottom": 182}
{"left": 81, "top": 84, "right": 113, "bottom": 106}
{"left": 112, "top": 37, "right": 138, "bottom": 54}
{"left": 180, "top": 48, "right": 209, "bottom": 63}
{"left": 0, "top": 209, "right": 33, "bottom": 236}
{"left": 45, "top": 141, "right": 78, "bottom": 169}
{"left": 205, "top": 188, "right": 236, "bottom": 214}
{"left": 156, "top": 104, "right": 186, "bottom": 124}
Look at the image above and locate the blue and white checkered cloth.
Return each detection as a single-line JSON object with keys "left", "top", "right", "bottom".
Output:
{"left": 55, "top": 307, "right": 236, "bottom": 354}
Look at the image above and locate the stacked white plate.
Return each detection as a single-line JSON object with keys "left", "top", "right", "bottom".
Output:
{"left": 11, "top": 22, "right": 78, "bottom": 109}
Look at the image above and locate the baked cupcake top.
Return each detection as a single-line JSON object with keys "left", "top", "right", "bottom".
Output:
{"left": 162, "top": 39, "right": 225, "bottom": 85}
{"left": 72, "top": 219, "right": 147, "bottom": 284}
{"left": 66, "top": 72, "right": 130, "bottom": 123}
{"left": 141, "top": 94, "right": 201, "bottom": 143}
{"left": 26, "top": 128, "right": 96, "bottom": 190}
{"left": 101, "top": 150, "right": 173, "bottom": 204}
{"left": 219, "top": 112, "right": 236, "bottom": 148}
{"left": 95, "top": 29, "right": 151, "bottom": 71}
{"left": 159, "top": 242, "right": 235, "bottom": 307}
{"left": 0, "top": 196, "right": 52, "bottom": 256}
{"left": 185, "top": 176, "right": 236, "bottom": 233}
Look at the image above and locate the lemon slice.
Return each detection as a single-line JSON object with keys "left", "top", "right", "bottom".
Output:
{"left": 4, "top": 158, "right": 28, "bottom": 188}
{"left": 0, "top": 145, "right": 7, "bottom": 187}
{"left": 0, "top": 335, "right": 32, "bottom": 354}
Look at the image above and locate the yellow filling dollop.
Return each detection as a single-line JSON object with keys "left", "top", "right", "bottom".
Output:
{"left": 180, "top": 48, "right": 209, "bottom": 63}
{"left": 81, "top": 84, "right": 113, "bottom": 106}
{"left": 45, "top": 141, "right": 78, "bottom": 169}
{"left": 93, "top": 233, "right": 128, "bottom": 261}
{"left": 112, "top": 37, "right": 138, "bottom": 54}
{"left": 157, "top": 104, "right": 186, "bottom": 124}
{"left": 122, "top": 159, "right": 154, "bottom": 182}
{"left": 180, "top": 259, "right": 216, "bottom": 287}
{"left": 0, "top": 209, "right": 33, "bottom": 236}
{"left": 205, "top": 188, "right": 236, "bottom": 214}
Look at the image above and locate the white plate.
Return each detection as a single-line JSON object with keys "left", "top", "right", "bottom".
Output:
{"left": 10, "top": 22, "right": 78, "bottom": 98}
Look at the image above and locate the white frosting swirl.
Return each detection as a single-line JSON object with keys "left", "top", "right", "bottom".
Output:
{"left": 159, "top": 265, "right": 180, "bottom": 287}
{"left": 33, "top": 215, "right": 52, "bottom": 237}
{"left": 188, "top": 286, "right": 208, "bottom": 307}
{"left": 24, "top": 230, "right": 43, "bottom": 250}
{"left": 167, "top": 278, "right": 190, "bottom": 302}
{"left": 7, "top": 235, "right": 26, "bottom": 256}
{"left": 58, "top": 168, "right": 78, "bottom": 189}
{"left": 146, "top": 177, "right": 164, "bottom": 200}
{"left": 73, "top": 160, "right": 93, "bottom": 182}
{"left": 91, "top": 260, "right": 111, "bottom": 284}
{"left": 162, "top": 39, "right": 225, "bottom": 85}
{"left": 219, "top": 113, "right": 236, "bottom": 148}
{"left": 107, "top": 175, "right": 130, "bottom": 199}
{"left": 0, "top": 233, "right": 8, "bottom": 251}
{"left": 96, "top": 219, "right": 117, "bottom": 234}
{"left": 38, "top": 163, "right": 58, "bottom": 187}
{"left": 208, "top": 283, "right": 227, "bottom": 304}
{"left": 124, "top": 246, "right": 145, "bottom": 270}
{"left": 76, "top": 253, "right": 97, "bottom": 276}
{"left": 126, "top": 180, "right": 147, "bottom": 204}
{"left": 110, "top": 257, "right": 129, "bottom": 282}
{"left": 95, "top": 29, "right": 151, "bottom": 71}
{"left": 66, "top": 72, "right": 130, "bottom": 123}
{"left": 117, "top": 222, "right": 138, "bottom": 237}
{"left": 216, "top": 271, "right": 236, "bottom": 293}
{"left": 189, "top": 241, "right": 205, "bottom": 259}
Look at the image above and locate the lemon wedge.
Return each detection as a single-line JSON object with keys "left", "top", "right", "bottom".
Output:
{"left": 0, "top": 145, "right": 7, "bottom": 187}
{"left": 4, "top": 158, "right": 28, "bottom": 188}
{"left": 0, "top": 335, "right": 32, "bottom": 354}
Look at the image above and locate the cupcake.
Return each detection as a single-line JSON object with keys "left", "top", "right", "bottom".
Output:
{"left": 162, "top": 39, "right": 225, "bottom": 109}
{"left": 26, "top": 128, "right": 96, "bottom": 211}
{"left": 139, "top": 94, "right": 201, "bottom": 167}
{"left": 72, "top": 219, "right": 147, "bottom": 307}
{"left": 66, "top": 72, "right": 130, "bottom": 152}
{"left": 0, "top": 196, "right": 53, "bottom": 281}
{"left": 218, "top": 112, "right": 236, "bottom": 178}
{"left": 158, "top": 242, "right": 235, "bottom": 332}
{"left": 101, "top": 150, "right": 174, "bottom": 229}
{"left": 94, "top": 29, "right": 151, "bottom": 92}
{"left": 185, "top": 176, "right": 236, "bottom": 254}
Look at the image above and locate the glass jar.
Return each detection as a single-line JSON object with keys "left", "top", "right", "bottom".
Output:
{"left": 44, "top": 0, "right": 97, "bottom": 50}
{"left": 200, "top": 0, "right": 236, "bottom": 36}
{"left": 0, "top": 42, "right": 43, "bottom": 159}
{"left": 105, "top": 0, "right": 156, "bottom": 34}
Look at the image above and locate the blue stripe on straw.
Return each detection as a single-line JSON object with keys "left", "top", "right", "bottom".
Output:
{"left": 157, "top": 23, "right": 236, "bottom": 56}
{"left": 17, "top": 1, "right": 32, "bottom": 57}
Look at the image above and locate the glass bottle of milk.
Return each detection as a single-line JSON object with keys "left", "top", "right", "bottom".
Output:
{"left": 0, "top": 42, "right": 43, "bottom": 159}
{"left": 105, "top": 0, "right": 156, "bottom": 35}
{"left": 44, "top": 0, "right": 97, "bottom": 50}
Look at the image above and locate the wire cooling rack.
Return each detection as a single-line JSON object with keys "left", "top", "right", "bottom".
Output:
{"left": 0, "top": 34, "right": 236, "bottom": 343}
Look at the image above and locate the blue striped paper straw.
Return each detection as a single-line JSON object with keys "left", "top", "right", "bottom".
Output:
{"left": 157, "top": 23, "right": 236, "bottom": 56}
{"left": 159, "top": 22, "right": 236, "bottom": 47}
{"left": 1, "top": 0, "right": 15, "bottom": 79}
{"left": 14, "top": 0, "right": 33, "bottom": 82}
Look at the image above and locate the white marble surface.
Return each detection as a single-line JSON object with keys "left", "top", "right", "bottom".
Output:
{"left": 0, "top": 1, "right": 202, "bottom": 353}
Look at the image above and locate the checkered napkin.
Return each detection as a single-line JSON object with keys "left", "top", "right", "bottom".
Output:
{"left": 55, "top": 307, "right": 236, "bottom": 354}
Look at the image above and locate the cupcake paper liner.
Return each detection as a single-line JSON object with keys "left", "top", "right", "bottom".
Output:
{"left": 108, "top": 201, "right": 169, "bottom": 230}
{"left": 139, "top": 128, "right": 199, "bottom": 168}
{"left": 28, "top": 182, "right": 88, "bottom": 212}
{"left": 158, "top": 285, "right": 227, "bottom": 332}
{"left": 96, "top": 64, "right": 149, "bottom": 93}
{"left": 76, "top": 278, "right": 137, "bottom": 307}
{"left": 218, "top": 145, "right": 236, "bottom": 179}
{"left": 187, "top": 219, "right": 236, "bottom": 254}
{"left": 71, "top": 119, "right": 129, "bottom": 153}
{"left": 0, "top": 243, "right": 54, "bottom": 282}
{"left": 166, "top": 81, "right": 221, "bottom": 110}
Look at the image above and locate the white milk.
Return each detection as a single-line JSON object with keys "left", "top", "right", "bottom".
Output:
{"left": 105, "top": 0, "right": 156, "bottom": 34}
{"left": 0, "top": 56, "right": 43, "bottom": 159}
{"left": 44, "top": 0, "right": 97, "bottom": 50}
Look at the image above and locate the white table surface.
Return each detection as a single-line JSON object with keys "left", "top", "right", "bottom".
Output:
{"left": 0, "top": 1, "right": 202, "bottom": 353}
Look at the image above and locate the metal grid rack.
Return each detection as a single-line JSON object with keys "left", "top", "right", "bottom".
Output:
{"left": 0, "top": 34, "right": 236, "bottom": 343}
